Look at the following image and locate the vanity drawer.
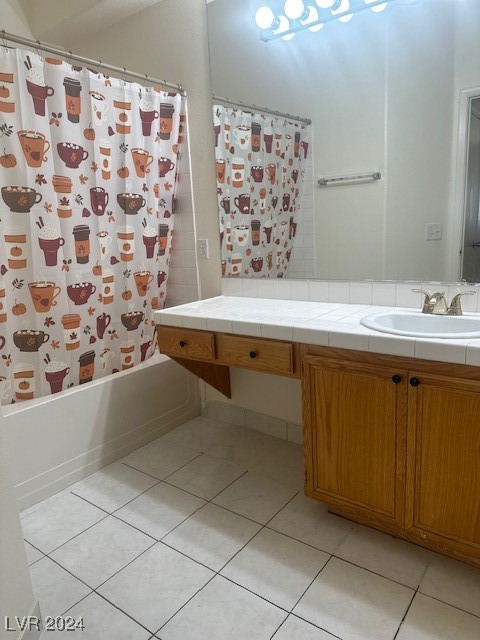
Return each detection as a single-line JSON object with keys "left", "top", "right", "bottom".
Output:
{"left": 217, "top": 334, "right": 294, "bottom": 375}
{"left": 157, "top": 327, "right": 216, "bottom": 361}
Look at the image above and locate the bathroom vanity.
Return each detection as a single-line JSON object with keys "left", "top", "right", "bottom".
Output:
{"left": 154, "top": 296, "right": 480, "bottom": 569}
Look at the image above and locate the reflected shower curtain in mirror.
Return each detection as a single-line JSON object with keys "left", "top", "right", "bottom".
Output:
{"left": 213, "top": 104, "right": 310, "bottom": 278}
{"left": 0, "top": 46, "right": 183, "bottom": 404}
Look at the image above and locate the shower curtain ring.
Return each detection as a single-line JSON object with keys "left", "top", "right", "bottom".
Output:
{"left": 1, "top": 30, "right": 8, "bottom": 49}
{"left": 97, "top": 59, "right": 102, "bottom": 75}
{"left": 68, "top": 50, "right": 73, "bottom": 66}
{"left": 36, "top": 40, "right": 41, "bottom": 57}
{"left": 122, "top": 67, "right": 127, "bottom": 86}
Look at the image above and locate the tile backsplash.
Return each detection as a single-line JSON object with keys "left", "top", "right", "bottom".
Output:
{"left": 221, "top": 278, "right": 480, "bottom": 312}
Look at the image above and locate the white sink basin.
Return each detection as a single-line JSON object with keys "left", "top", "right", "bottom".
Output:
{"left": 361, "top": 310, "right": 480, "bottom": 339}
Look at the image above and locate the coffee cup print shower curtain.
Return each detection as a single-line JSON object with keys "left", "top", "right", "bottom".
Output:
{"left": 214, "top": 105, "right": 310, "bottom": 278}
{"left": 0, "top": 46, "right": 183, "bottom": 404}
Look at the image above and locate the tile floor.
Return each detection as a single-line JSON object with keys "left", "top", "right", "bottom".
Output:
{"left": 20, "top": 415, "right": 480, "bottom": 640}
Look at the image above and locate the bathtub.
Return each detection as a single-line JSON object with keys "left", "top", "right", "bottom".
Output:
{"left": 4, "top": 354, "right": 200, "bottom": 510}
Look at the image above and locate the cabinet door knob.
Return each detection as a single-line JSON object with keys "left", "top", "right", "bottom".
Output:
{"left": 179, "top": 341, "right": 186, "bottom": 348}
{"left": 409, "top": 377, "right": 420, "bottom": 387}
{"left": 249, "top": 351, "right": 257, "bottom": 359}
{"left": 392, "top": 375, "right": 402, "bottom": 384}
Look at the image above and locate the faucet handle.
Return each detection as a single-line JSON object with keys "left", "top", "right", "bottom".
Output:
{"left": 412, "top": 289, "right": 433, "bottom": 314}
{"left": 448, "top": 291, "right": 476, "bottom": 316}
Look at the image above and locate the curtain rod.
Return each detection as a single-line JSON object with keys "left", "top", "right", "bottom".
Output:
{"left": 0, "top": 29, "right": 186, "bottom": 96}
{"left": 212, "top": 94, "right": 312, "bottom": 125}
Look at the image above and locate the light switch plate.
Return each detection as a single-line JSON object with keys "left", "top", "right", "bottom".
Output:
{"left": 426, "top": 223, "right": 442, "bottom": 241}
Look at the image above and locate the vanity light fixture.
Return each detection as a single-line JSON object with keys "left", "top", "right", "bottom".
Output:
{"left": 256, "top": 0, "right": 397, "bottom": 42}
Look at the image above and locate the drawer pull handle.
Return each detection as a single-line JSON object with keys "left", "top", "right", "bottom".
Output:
{"left": 392, "top": 375, "right": 402, "bottom": 384}
{"left": 249, "top": 351, "right": 257, "bottom": 359}
{"left": 409, "top": 377, "right": 420, "bottom": 387}
{"left": 179, "top": 341, "right": 187, "bottom": 348}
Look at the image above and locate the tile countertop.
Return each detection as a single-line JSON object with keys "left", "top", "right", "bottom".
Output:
{"left": 153, "top": 296, "right": 480, "bottom": 367}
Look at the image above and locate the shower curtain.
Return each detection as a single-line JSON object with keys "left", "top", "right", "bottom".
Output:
{"left": 0, "top": 46, "right": 183, "bottom": 403}
{"left": 213, "top": 104, "right": 310, "bottom": 278}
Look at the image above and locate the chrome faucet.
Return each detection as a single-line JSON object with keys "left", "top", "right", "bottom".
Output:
{"left": 412, "top": 289, "right": 476, "bottom": 316}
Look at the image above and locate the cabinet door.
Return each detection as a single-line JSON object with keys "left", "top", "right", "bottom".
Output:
{"left": 406, "top": 373, "right": 480, "bottom": 554}
{"left": 303, "top": 356, "right": 408, "bottom": 525}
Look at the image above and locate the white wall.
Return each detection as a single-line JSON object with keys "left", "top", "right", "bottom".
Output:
{"left": 0, "top": 9, "right": 38, "bottom": 637}
{"left": 207, "top": 0, "right": 459, "bottom": 282}
{"left": 0, "top": 400, "right": 36, "bottom": 640}
{"left": 66, "top": 0, "right": 222, "bottom": 300}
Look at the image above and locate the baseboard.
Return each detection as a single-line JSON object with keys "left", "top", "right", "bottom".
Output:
{"left": 16, "top": 399, "right": 200, "bottom": 511}
{"left": 203, "top": 401, "right": 302, "bottom": 445}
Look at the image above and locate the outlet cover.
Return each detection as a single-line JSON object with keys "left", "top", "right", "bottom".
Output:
{"left": 426, "top": 223, "right": 442, "bottom": 241}
{"left": 197, "top": 238, "right": 209, "bottom": 259}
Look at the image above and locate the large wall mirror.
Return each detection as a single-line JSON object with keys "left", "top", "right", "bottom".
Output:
{"left": 206, "top": 0, "right": 480, "bottom": 283}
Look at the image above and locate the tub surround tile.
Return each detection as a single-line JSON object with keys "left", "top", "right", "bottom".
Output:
{"left": 98, "top": 543, "right": 213, "bottom": 633}
{"left": 21, "top": 491, "right": 106, "bottom": 554}
{"left": 294, "top": 558, "right": 414, "bottom": 640}
{"left": 114, "top": 482, "right": 205, "bottom": 540}
{"left": 160, "top": 575, "right": 286, "bottom": 640}
{"left": 50, "top": 516, "right": 154, "bottom": 588}
{"left": 221, "top": 528, "right": 329, "bottom": 611}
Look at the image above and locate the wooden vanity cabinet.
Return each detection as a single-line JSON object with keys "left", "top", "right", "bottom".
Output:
{"left": 406, "top": 373, "right": 480, "bottom": 560}
{"left": 303, "top": 348, "right": 480, "bottom": 568}
{"left": 302, "top": 356, "right": 408, "bottom": 528}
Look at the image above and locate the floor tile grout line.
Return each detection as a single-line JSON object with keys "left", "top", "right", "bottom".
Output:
{"left": 69, "top": 491, "right": 116, "bottom": 515}
{"left": 110, "top": 513, "right": 162, "bottom": 543}
{"left": 33, "top": 512, "right": 110, "bottom": 556}
{"left": 393, "top": 587, "right": 418, "bottom": 640}
{"left": 329, "top": 554, "right": 418, "bottom": 591}
{"left": 159, "top": 539, "right": 217, "bottom": 573}
{"left": 290, "top": 612, "right": 344, "bottom": 640}
{"left": 290, "top": 554, "right": 334, "bottom": 613}
{"left": 155, "top": 572, "right": 218, "bottom": 634}
{"left": 92, "top": 586, "right": 161, "bottom": 636}
{"left": 94, "top": 540, "right": 157, "bottom": 591}
{"left": 414, "top": 590, "right": 480, "bottom": 621}
{"left": 268, "top": 613, "right": 290, "bottom": 640}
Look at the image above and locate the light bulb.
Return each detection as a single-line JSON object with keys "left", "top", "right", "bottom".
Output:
{"left": 315, "top": 0, "right": 335, "bottom": 7}
{"left": 284, "top": 0, "right": 305, "bottom": 20}
{"left": 273, "top": 15, "right": 291, "bottom": 35}
{"left": 364, "top": 0, "right": 388, "bottom": 11}
{"left": 331, "top": 0, "right": 353, "bottom": 22}
{"left": 301, "top": 5, "right": 323, "bottom": 32}
{"left": 255, "top": 6, "right": 276, "bottom": 29}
